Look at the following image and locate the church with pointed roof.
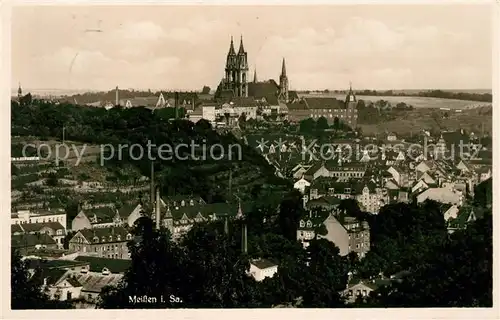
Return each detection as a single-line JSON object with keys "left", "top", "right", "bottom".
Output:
{"left": 216, "top": 36, "right": 249, "bottom": 98}
{"left": 215, "top": 36, "right": 297, "bottom": 105}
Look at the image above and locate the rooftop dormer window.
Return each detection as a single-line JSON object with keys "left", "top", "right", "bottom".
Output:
{"left": 93, "top": 236, "right": 99, "bottom": 243}
{"left": 306, "top": 220, "right": 312, "bottom": 228}
{"left": 300, "top": 220, "right": 305, "bottom": 228}
{"left": 126, "top": 233, "right": 132, "bottom": 240}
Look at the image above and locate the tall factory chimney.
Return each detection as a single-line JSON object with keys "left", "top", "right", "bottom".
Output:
{"left": 155, "top": 186, "right": 161, "bottom": 230}
{"left": 150, "top": 161, "right": 155, "bottom": 206}
{"left": 115, "top": 86, "right": 119, "bottom": 106}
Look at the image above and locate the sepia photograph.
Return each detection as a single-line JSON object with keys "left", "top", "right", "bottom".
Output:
{"left": 6, "top": 1, "right": 496, "bottom": 313}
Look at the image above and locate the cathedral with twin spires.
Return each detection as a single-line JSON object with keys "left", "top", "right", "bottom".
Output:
{"left": 215, "top": 36, "right": 292, "bottom": 103}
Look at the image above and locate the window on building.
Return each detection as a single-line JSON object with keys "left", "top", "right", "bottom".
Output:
{"left": 67, "top": 292, "right": 72, "bottom": 300}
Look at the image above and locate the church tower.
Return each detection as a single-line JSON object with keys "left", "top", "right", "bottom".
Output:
{"left": 253, "top": 67, "right": 258, "bottom": 83}
{"left": 278, "top": 58, "right": 289, "bottom": 102}
{"left": 345, "top": 82, "right": 357, "bottom": 107}
{"left": 236, "top": 201, "right": 247, "bottom": 254}
{"left": 223, "top": 36, "right": 248, "bottom": 98}
{"left": 17, "top": 83, "right": 22, "bottom": 100}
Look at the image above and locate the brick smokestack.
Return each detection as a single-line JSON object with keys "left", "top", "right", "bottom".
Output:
{"left": 115, "top": 86, "right": 119, "bottom": 106}
{"left": 155, "top": 185, "right": 161, "bottom": 230}
{"left": 150, "top": 161, "right": 155, "bottom": 206}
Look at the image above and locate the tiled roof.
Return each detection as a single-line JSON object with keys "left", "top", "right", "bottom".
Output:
{"left": 12, "top": 233, "right": 57, "bottom": 248}
{"left": 35, "top": 268, "right": 68, "bottom": 286}
{"left": 168, "top": 202, "right": 252, "bottom": 224}
{"left": 25, "top": 258, "right": 89, "bottom": 271}
{"left": 303, "top": 97, "right": 345, "bottom": 110}
{"left": 118, "top": 203, "right": 140, "bottom": 218}
{"left": 119, "top": 96, "right": 159, "bottom": 107}
{"left": 78, "top": 226, "right": 130, "bottom": 244}
{"left": 251, "top": 258, "right": 278, "bottom": 269}
{"left": 161, "top": 195, "right": 206, "bottom": 207}
{"left": 231, "top": 97, "right": 258, "bottom": 107}
{"left": 248, "top": 81, "right": 280, "bottom": 101}
{"left": 18, "top": 222, "right": 65, "bottom": 233}
{"left": 65, "top": 276, "right": 83, "bottom": 287}
{"left": 74, "top": 256, "right": 131, "bottom": 274}
{"left": 306, "top": 196, "right": 341, "bottom": 209}
{"left": 67, "top": 271, "right": 123, "bottom": 293}
{"left": 287, "top": 101, "right": 308, "bottom": 110}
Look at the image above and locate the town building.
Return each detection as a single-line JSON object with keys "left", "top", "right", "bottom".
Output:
{"left": 248, "top": 259, "right": 279, "bottom": 282}
{"left": 297, "top": 211, "right": 370, "bottom": 258}
{"left": 68, "top": 226, "right": 132, "bottom": 259}
{"left": 13, "top": 222, "right": 66, "bottom": 248}
{"left": 11, "top": 209, "right": 67, "bottom": 230}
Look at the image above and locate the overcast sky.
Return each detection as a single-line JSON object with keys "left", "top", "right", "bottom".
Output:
{"left": 11, "top": 4, "right": 492, "bottom": 92}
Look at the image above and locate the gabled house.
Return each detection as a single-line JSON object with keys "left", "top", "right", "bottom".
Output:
{"left": 416, "top": 188, "right": 463, "bottom": 206}
{"left": 12, "top": 233, "right": 58, "bottom": 255}
{"left": 15, "top": 222, "right": 66, "bottom": 248}
{"left": 248, "top": 259, "right": 278, "bottom": 282}
{"left": 116, "top": 203, "right": 144, "bottom": 227}
{"left": 297, "top": 212, "right": 370, "bottom": 258}
{"left": 68, "top": 227, "right": 132, "bottom": 259}
{"left": 294, "top": 177, "right": 311, "bottom": 194}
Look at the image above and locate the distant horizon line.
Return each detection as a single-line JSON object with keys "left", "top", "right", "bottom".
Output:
{"left": 11, "top": 87, "right": 493, "bottom": 93}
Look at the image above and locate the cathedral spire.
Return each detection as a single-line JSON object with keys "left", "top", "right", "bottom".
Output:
{"left": 238, "top": 35, "right": 245, "bottom": 54}
{"left": 228, "top": 36, "right": 236, "bottom": 55}
{"left": 281, "top": 58, "right": 287, "bottom": 77}
{"left": 253, "top": 67, "right": 257, "bottom": 83}
{"left": 17, "top": 82, "right": 22, "bottom": 97}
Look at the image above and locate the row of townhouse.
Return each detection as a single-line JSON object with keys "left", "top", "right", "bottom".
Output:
{"left": 292, "top": 155, "right": 489, "bottom": 219}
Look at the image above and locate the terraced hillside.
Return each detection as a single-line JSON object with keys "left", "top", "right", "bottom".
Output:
{"left": 11, "top": 101, "right": 291, "bottom": 205}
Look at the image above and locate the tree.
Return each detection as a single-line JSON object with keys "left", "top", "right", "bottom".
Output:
{"left": 316, "top": 116, "right": 329, "bottom": 131}
{"left": 99, "top": 216, "right": 183, "bottom": 308}
{"left": 373, "top": 214, "right": 492, "bottom": 307}
{"left": 201, "top": 86, "right": 211, "bottom": 94}
{"left": 299, "top": 118, "right": 316, "bottom": 134}
{"left": 277, "top": 190, "right": 306, "bottom": 241}
{"left": 333, "top": 117, "right": 340, "bottom": 130}
{"left": 301, "top": 239, "right": 348, "bottom": 307}
{"left": 99, "top": 217, "right": 262, "bottom": 308}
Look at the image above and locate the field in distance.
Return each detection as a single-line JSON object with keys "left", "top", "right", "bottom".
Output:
{"left": 299, "top": 93, "right": 490, "bottom": 110}
{"left": 359, "top": 106, "right": 492, "bottom": 136}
